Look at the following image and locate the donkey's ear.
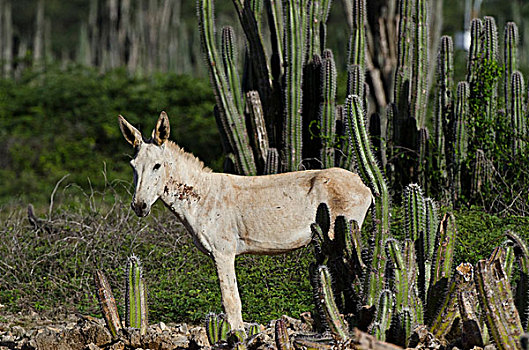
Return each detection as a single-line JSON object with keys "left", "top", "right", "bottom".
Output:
{"left": 153, "top": 111, "right": 170, "bottom": 145}
{"left": 118, "top": 115, "right": 143, "bottom": 147}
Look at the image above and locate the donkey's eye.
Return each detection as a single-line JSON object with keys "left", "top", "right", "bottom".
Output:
{"left": 153, "top": 163, "right": 161, "bottom": 171}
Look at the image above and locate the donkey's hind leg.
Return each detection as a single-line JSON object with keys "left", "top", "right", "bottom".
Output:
{"left": 214, "top": 253, "right": 244, "bottom": 330}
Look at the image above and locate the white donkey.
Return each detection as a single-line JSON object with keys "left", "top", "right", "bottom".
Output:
{"left": 118, "top": 112, "right": 373, "bottom": 329}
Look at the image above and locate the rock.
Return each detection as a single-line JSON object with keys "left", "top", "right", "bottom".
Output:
{"left": 86, "top": 343, "right": 101, "bottom": 350}
{"left": 407, "top": 325, "right": 443, "bottom": 349}
{"left": 189, "top": 326, "right": 209, "bottom": 348}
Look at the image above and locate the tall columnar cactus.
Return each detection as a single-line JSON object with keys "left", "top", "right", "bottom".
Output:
{"left": 467, "top": 18, "right": 483, "bottom": 86}
{"left": 347, "top": 0, "right": 366, "bottom": 100}
{"left": 511, "top": 71, "right": 526, "bottom": 156}
{"left": 126, "top": 255, "right": 148, "bottom": 334}
{"left": 345, "top": 95, "right": 389, "bottom": 307}
{"left": 504, "top": 22, "right": 519, "bottom": 114}
{"left": 319, "top": 51, "right": 337, "bottom": 168}
{"left": 197, "top": 0, "right": 257, "bottom": 175}
{"left": 435, "top": 35, "right": 454, "bottom": 178}
{"left": 453, "top": 81, "right": 469, "bottom": 200}
{"left": 282, "top": 0, "right": 308, "bottom": 172}
{"left": 410, "top": 0, "right": 429, "bottom": 128}
{"left": 393, "top": 0, "right": 415, "bottom": 113}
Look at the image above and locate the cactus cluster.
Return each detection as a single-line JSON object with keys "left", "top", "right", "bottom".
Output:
{"left": 310, "top": 200, "right": 529, "bottom": 349}
{"left": 94, "top": 255, "right": 148, "bottom": 338}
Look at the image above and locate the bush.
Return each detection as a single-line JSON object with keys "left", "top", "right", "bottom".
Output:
{"left": 0, "top": 65, "right": 221, "bottom": 206}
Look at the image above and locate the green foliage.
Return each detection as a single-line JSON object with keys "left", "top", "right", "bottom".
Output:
{"left": 0, "top": 65, "right": 219, "bottom": 205}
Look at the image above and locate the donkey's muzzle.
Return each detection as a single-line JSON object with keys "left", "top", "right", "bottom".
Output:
{"left": 131, "top": 201, "right": 150, "bottom": 217}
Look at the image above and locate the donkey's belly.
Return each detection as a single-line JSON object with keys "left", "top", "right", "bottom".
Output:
{"left": 234, "top": 205, "right": 315, "bottom": 255}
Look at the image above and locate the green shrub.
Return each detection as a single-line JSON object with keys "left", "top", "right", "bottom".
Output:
{"left": 0, "top": 65, "right": 220, "bottom": 206}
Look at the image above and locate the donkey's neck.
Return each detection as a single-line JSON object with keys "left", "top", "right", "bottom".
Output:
{"left": 159, "top": 141, "right": 212, "bottom": 217}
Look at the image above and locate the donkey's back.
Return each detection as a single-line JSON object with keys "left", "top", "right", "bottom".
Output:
{"left": 211, "top": 167, "right": 373, "bottom": 255}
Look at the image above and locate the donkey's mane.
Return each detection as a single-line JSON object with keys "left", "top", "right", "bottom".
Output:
{"left": 167, "top": 140, "right": 212, "bottom": 173}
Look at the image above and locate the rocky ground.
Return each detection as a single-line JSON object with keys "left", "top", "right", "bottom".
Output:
{"left": 0, "top": 310, "right": 506, "bottom": 350}
{"left": 0, "top": 311, "right": 316, "bottom": 350}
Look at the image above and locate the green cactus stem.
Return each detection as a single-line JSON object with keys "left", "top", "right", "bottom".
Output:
{"left": 221, "top": 26, "right": 244, "bottom": 115}
{"left": 282, "top": 0, "right": 307, "bottom": 172}
{"left": 403, "top": 184, "right": 425, "bottom": 242}
{"left": 393, "top": 0, "right": 414, "bottom": 112}
{"left": 453, "top": 81, "right": 469, "bottom": 200}
{"left": 430, "top": 262, "right": 474, "bottom": 340}
{"left": 425, "top": 212, "right": 456, "bottom": 324}
{"left": 422, "top": 198, "right": 438, "bottom": 301}
{"left": 370, "top": 289, "right": 394, "bottom": 342}
{"left": 265, "top": 148, "right": 279, "bottom": 175}
{"left": 345, "top": 95, "right": 389, "bottom": 307}
{"left": 470, "top": 149, "right": 489, "bottom": 197}
{"left": 410, "top": 0, "right": 429, "bottom": 128}
{"left": 316, "top": 265, "right": 349, "bottom": 340}
{"left": 197, "top": 0, "right": 257, "bottom": 175}
{"left": 435, "top": 35, "right": 453, "bottom": 178}
{"left": 467, "top": 18, "right": 483, "bottom": 85}
{"left": 125, "top": 255, "right": 148, "bottom": 334}
{"left": 475, "top": 250, "right": 524, "bottom": 349}
{"left": 504, "top": 22, "right": 519, "bottom": 114}
{"left": 206, "top": 312, "right": 231, "bottom": 345}
{"left": 319, "top": 51, "right": 337, "bottom": 169}
{"left": 94, "top": 270, "right": 122, "bottom": 338}
{"left": 511, "top": 71, "right": 526, "bottom": 156}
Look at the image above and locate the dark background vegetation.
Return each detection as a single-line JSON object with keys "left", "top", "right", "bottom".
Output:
{"left": 1, "top": 0, "right": 529, "bottom": 326}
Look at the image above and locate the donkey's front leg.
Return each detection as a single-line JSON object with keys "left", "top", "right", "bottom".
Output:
{"left": 214, "top": 253, "right": 244, "bottom": 330}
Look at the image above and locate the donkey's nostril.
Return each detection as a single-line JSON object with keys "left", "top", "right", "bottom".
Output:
{"left": 141, "top": 202, "right": 147, "bottom": 210}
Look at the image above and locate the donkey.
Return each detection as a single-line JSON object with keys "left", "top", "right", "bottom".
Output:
{"left": 118, "top": 111, "right": 373, "bottom": 329}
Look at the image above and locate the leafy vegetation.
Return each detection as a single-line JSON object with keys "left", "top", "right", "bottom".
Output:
{"left": 0, "top": 65, "right": 221, "bottom": 206}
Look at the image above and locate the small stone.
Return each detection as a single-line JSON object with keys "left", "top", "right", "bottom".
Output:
{"left": 86, "top": 343, "right": 101, "bottom": 350}
{"left": 159, "top": 321, "right": 168, "bottom": 331}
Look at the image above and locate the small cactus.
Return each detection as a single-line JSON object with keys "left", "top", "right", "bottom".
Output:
{"left": 125, "top": 255, "right": 148, "bottom": 334}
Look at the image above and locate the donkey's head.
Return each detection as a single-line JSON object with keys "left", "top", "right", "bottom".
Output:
{"left": 118, "top": 112, "right": 171, "bottom": 217}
